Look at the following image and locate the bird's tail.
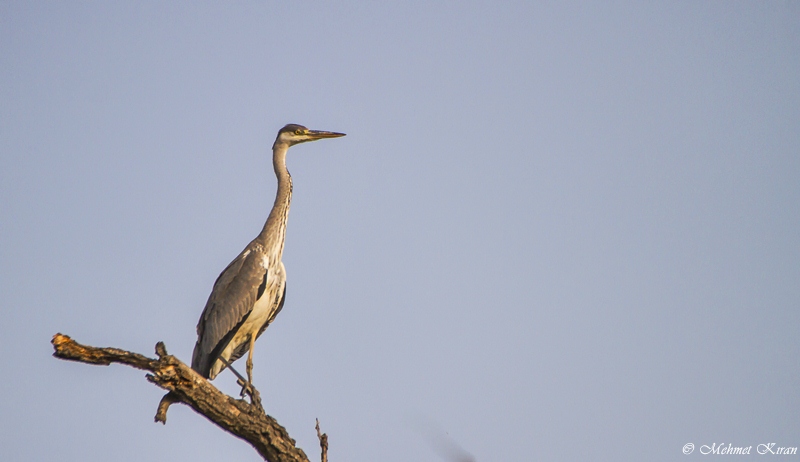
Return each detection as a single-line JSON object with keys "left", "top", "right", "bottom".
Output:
{"left": 190, "top": 341, "right": 211, "bottom": 379}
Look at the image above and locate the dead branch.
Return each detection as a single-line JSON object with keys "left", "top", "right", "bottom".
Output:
{"left": 315, "top": 418, "right": 329, "bottom": 462}
{"left": 51, "top": 333, "right": 311, "bottom": 462}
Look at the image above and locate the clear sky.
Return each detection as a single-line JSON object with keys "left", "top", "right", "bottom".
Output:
{"left": 2, "top": 2, "right": 799, "bottom": 461}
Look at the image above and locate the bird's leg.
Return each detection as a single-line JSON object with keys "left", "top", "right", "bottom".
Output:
{"left": 246, "top": 339, "right": 255, "bottom": 387}
{"left": 237, "top": 334, "right": 262, "bottom": 409}
{"left": 219, "top": 356, "right": 247, "bottom": 384}
{"left": 218, "top": 356, "right": 262, "bottom": 410}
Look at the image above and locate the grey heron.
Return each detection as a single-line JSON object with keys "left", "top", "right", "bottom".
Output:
{"left": 191, "top": 124, "right": 345, "bottom": 397}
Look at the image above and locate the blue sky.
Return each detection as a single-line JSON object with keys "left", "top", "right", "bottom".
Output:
{"left": 2, "top": 2, "right": 799, "bottom": 461}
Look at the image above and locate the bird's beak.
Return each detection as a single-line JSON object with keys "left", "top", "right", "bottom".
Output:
{"left": 307, "top": 130, "right": 346, "bottom": 140}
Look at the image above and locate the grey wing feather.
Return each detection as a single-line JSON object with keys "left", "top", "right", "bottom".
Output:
{"left": 227, "top": 276, "right": 278, "bottom": 364}
{"left": 191, "top": 245, "right": 267, "bottom": 377}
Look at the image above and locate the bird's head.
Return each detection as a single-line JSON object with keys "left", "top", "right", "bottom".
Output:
{"left": 273, "top": 124, "right": 346, "bottom": 149}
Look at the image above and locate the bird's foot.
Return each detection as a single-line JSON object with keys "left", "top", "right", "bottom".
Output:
{"left": 237, "top": 378, "right": 263, "bottom": 411}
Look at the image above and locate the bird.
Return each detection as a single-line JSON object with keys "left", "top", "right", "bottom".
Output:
{"left": 191, "top": 123, "right": 345, "bottom": 396}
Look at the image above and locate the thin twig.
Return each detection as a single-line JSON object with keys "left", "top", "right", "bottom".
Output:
{"left": 315, "top": 418, "right": 329, "bottom": 462}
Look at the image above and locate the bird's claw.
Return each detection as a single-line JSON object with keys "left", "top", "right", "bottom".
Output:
{"left": 237, "top": 378, "right": 263, "bottom": 411}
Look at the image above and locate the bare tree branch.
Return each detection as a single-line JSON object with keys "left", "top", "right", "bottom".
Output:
{"left": 315, "top": 418, "right": 329, "bottom": 462}
{"left": 51, "top": 333, "right": 311, "bottom": 462}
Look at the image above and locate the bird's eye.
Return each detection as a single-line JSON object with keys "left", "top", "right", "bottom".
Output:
{"left": 295, "top": 129, "right": 303, "bottom": 135}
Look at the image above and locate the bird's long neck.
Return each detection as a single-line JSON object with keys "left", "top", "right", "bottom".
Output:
{"left": 258, "top": 144, "right": 292, "bottom": 260}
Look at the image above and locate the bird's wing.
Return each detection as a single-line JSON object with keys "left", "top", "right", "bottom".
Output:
{"left": 226, "top": 262, "right": 286, "bottom": 364}
{"left": 191, "top": 244, "right": 269, "bottom": 376}
{"left": 256, "top": 279, "right": 286, "bottom": 340}
{"left": 264, "top": 261, "right": 287, "bottom": 326}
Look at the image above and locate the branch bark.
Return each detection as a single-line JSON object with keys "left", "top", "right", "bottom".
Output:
{"left": 51, "top": 333, "right": 311, "bottom": 462}
{"left": 316, "top": 419, "right": 329, "bottom": 462}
